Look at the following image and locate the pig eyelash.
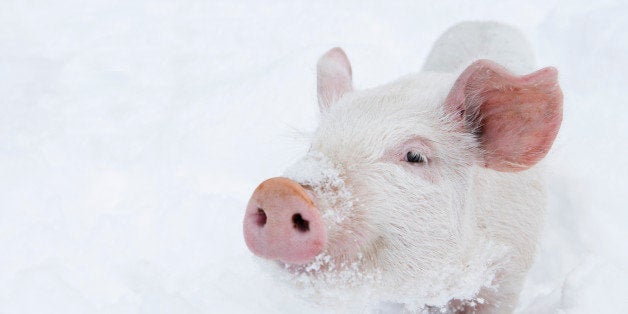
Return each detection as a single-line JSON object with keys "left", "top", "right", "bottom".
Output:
{"left": 405, "top": 151, "right": 428, "bottom": 165}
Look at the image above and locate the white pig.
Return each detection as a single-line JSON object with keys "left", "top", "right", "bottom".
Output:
{"left": 243, "top": 21, "right": 563, "bottom": 313}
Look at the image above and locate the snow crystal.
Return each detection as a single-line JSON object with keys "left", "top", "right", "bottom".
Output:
{"left": 283, "top": 151, "right": 354, "bottom": 224}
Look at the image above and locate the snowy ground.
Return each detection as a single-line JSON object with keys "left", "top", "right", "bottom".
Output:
{"left": 1, "top": 1, "right": 627, "bottom": 313}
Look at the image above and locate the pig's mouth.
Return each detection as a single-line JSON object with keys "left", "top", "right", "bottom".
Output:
{"left": 271, "top": 250, "right": 382, "bottom": 290}
{"left": 276, "top": 253, "right": 335, "bottom": 275}
{"left": 275, "top": 233, "right": 383, "bottom": 277}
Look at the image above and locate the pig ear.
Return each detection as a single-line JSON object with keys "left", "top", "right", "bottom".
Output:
{"left": 317, "top": 47, "right": 353, "bottom": 111}
{"left": 445, "top": 60, "right": 563, "bottom": 172}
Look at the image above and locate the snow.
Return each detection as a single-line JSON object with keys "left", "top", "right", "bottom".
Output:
{"left": 1, "top": 0, "right": 627, "bottom": 313}
{"left": 284, "top": 151, "right": 354, "bottom": 224}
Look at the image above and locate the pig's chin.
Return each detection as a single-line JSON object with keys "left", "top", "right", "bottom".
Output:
{"left": 273, "top": 250, "right": 366, "bottom": 276}
{"left": 271, "top": 237, "right": 509, "bottom": 309}
{"left": 265, "top": 249, "right": 380, "bottom": 286}
{"left": 259, "top": 251, "right": 383, "bottom": 309}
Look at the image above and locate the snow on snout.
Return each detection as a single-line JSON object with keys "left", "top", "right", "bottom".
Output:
{"left": 283, "top": 151, "right": 354, "bottom": 224}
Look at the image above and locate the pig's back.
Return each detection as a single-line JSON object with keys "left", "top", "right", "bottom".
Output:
{"left": 422, "top": 21, "right": 535, "bottom": 75}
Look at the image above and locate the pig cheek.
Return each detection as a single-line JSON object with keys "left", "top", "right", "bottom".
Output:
{"left": 318, "top": 195, "right": 373, "bottom": 261}
{"left": 339, "top": 171, "right": 410, "bottom": 259}
{"left": 403, "top": 162, "right": 440, "bottom": 184}
{"left": 356, "top": 167, "right": 453, "bottom": 259}
{"left": 309, "top": 182, "right": 379, "bottom": 265}
{"left": 325, "top": 212, "right": 371, "bottom": 259}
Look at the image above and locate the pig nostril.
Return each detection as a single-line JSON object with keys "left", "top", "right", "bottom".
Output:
{"left": 256, "top": 208, "right": 267, "bottom": 227}
{"left": 292, "top": 214, "right": 309, "bottom": 232}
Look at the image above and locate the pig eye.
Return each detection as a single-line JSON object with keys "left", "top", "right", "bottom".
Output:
{"left": 405, "top": 151, "right": 428, "bottom": 164}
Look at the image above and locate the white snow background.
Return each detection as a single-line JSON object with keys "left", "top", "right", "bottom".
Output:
{"left": 1, "top": 0, "right": 627, "bottom": 313}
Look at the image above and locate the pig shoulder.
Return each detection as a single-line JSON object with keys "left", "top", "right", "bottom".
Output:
{"left": 422, "top": 21, "right": 536, "bottom": 75}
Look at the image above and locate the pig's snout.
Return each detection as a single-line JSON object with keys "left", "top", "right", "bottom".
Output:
{"left": 243, "top": 177, "right": 327, "bottom": 264}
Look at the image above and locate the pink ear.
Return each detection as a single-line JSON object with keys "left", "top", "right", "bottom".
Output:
{"left": 445, "top": 60, "right": 563, "bottom": 172}
{"left": 317, "top": 47, "right": 353, "bottom": 111}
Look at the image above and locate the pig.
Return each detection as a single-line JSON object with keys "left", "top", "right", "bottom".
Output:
{"left": 243, "top": 21, "right": 562, "bottom": 313}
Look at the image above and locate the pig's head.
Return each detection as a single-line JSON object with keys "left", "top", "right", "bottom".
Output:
{"left": 243, "top": 47, "right": 562, "bottom": 306}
